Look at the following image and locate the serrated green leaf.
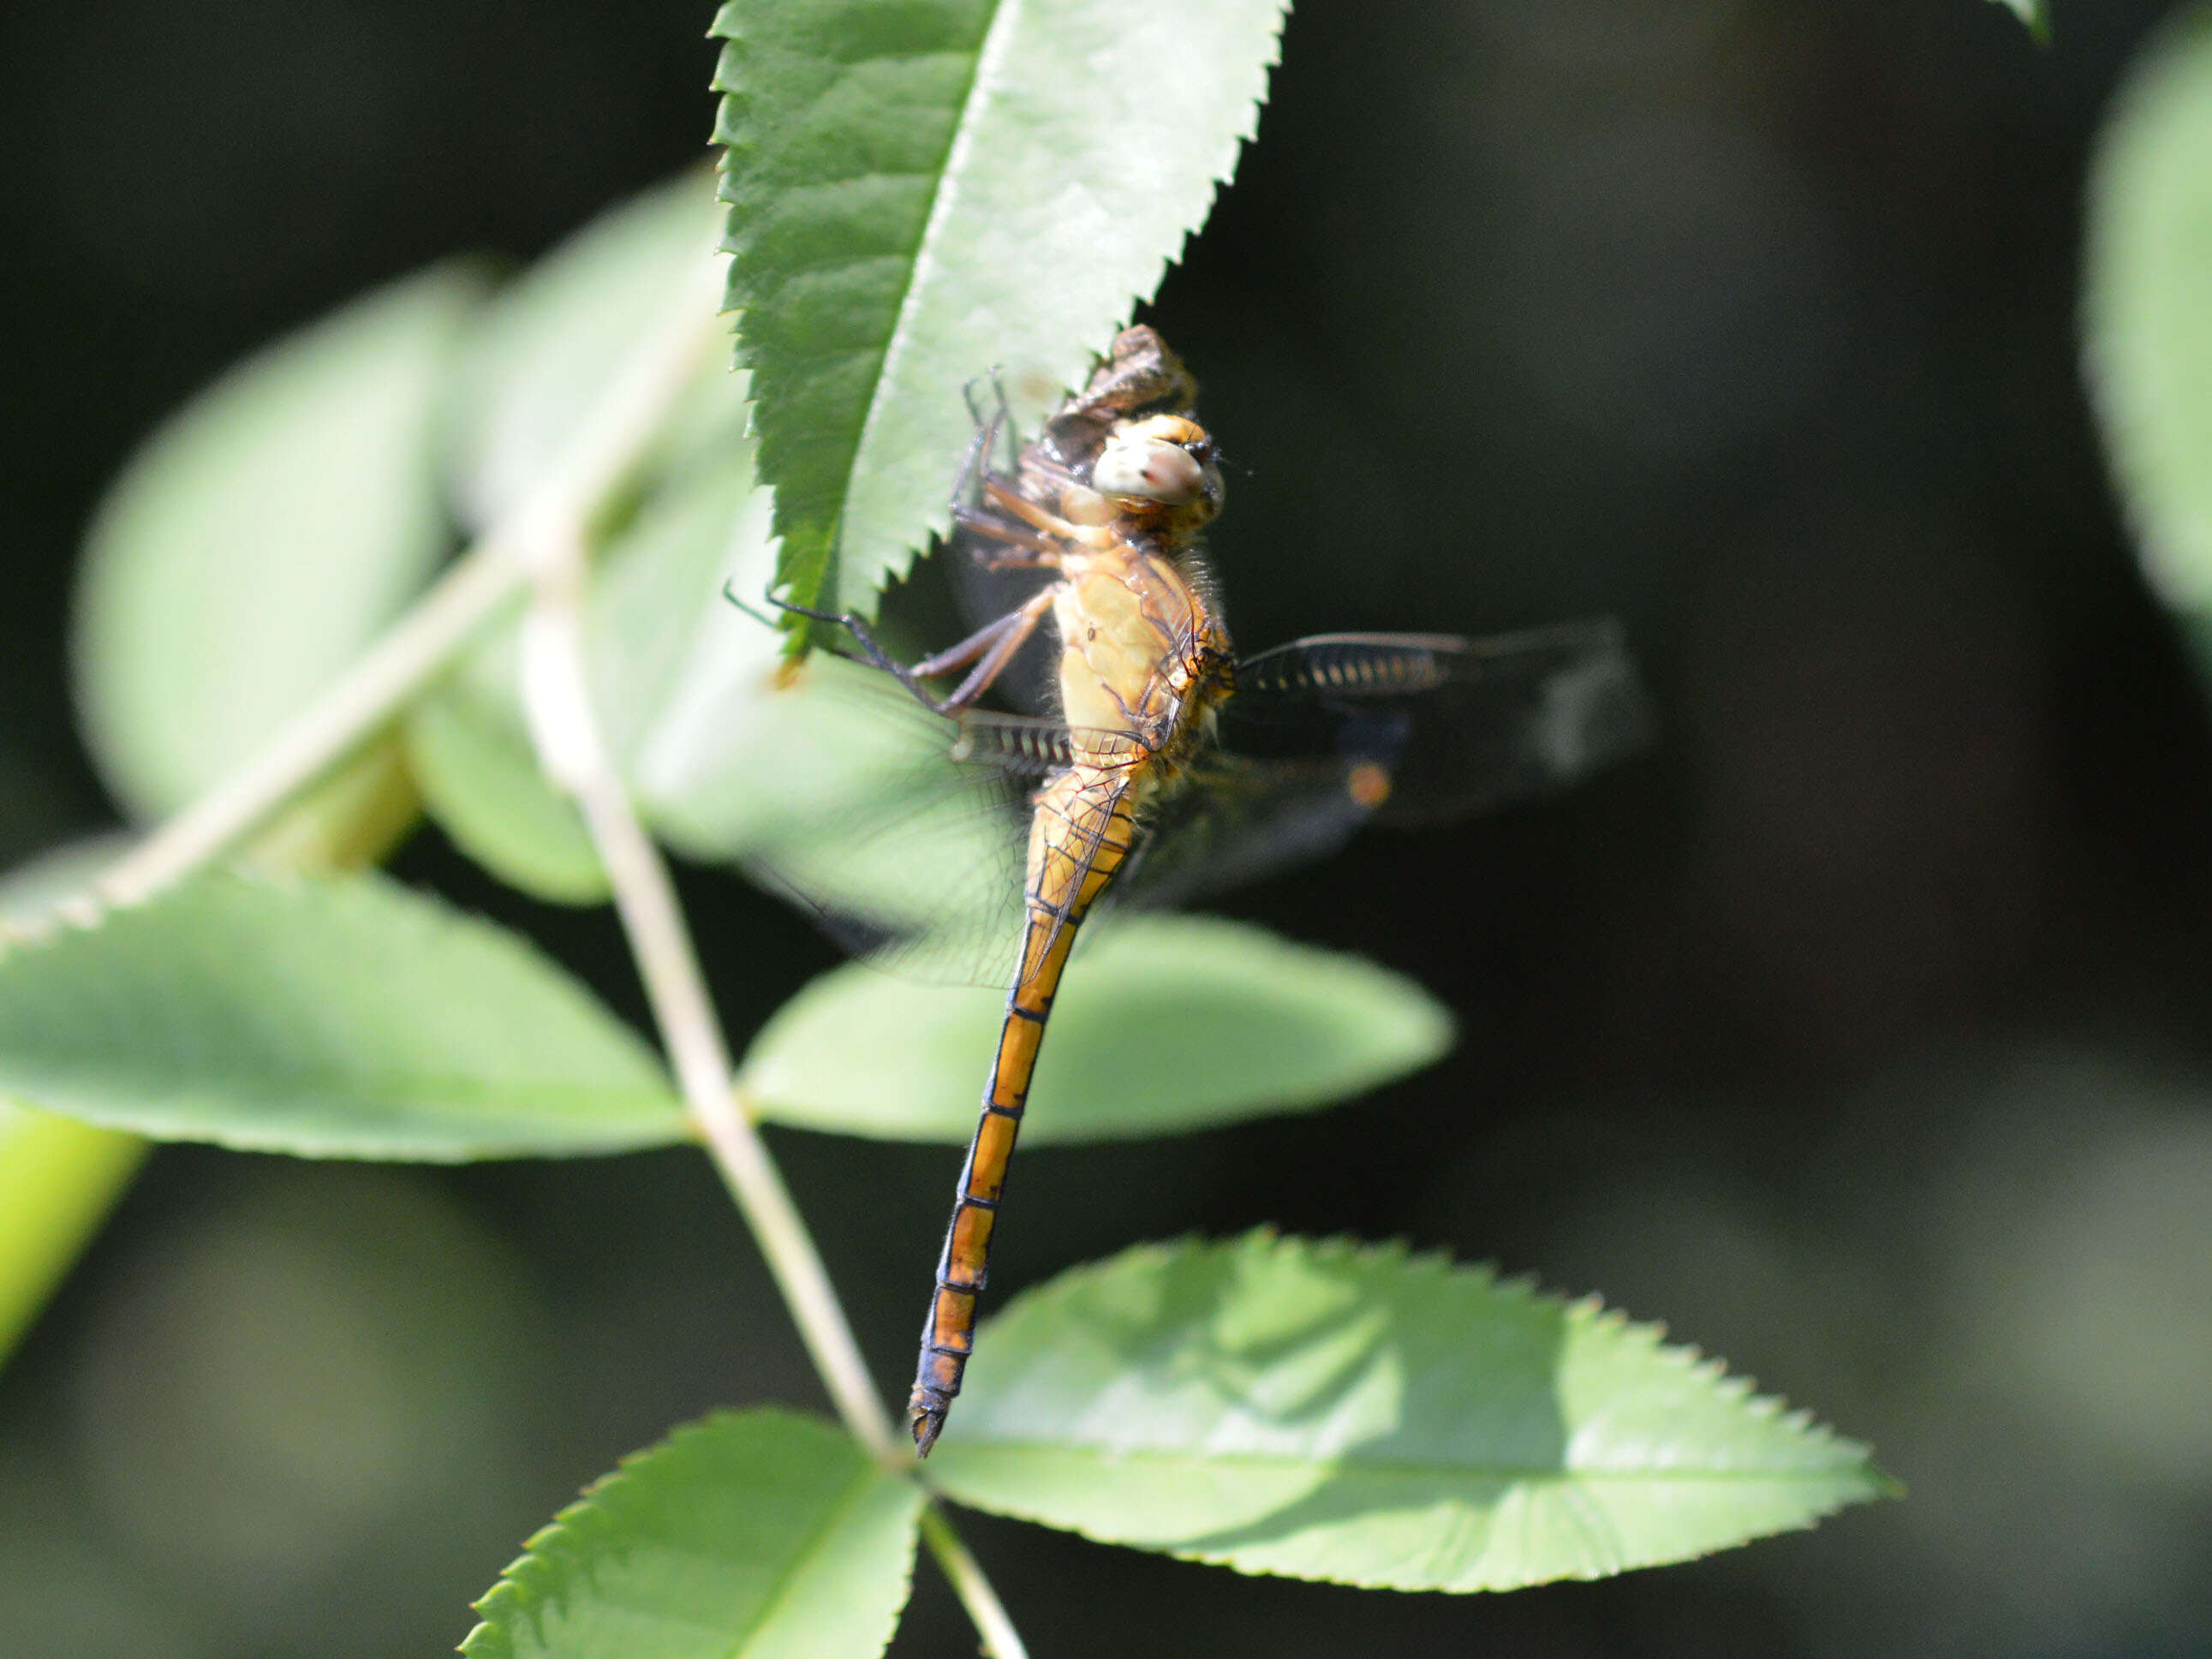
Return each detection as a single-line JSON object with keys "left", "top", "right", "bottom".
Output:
{"left": 462, "top": 1407, "right": 921, "bottom": 1659}
{"left": 2086, "top": 10, "right": 2212, "bottom": 621}
{"left": 741, "top": 916, "right": 1452, "bottom": 1143}
{"left": 0, "top": 869, "right": 686, "bottom": 1161}
{"left": 709, "top": 0, "right": 1289, "bottom": 618}
{"left": 73, "top": 264, "right": 483, "bottom": 820}
{"left": 929, "top": 1231, "right": 1891, "bottom": 1589}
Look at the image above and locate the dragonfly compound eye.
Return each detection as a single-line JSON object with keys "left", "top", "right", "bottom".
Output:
{"left": 1093, "top": 432, "right": 1209, "bottom": 504}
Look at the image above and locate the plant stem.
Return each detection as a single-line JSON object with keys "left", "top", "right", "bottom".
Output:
{"left": 94, "top": 249, "right": 729, "bottom": 910}
{"left": 94, "top": 547, "right": 522, "bottom": 907}
{"left": 519, "top": 499, "right": 1029, "bottom": 1659}
{"left": 919, "top": 1506, "right": 1028, "bottom": 1658}
{"left": 534, "top": 600, "right": 899, "bottom": 1459}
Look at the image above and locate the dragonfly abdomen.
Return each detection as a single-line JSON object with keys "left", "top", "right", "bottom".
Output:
{"left": 909, "top": 767, "right": 1140, "bottom": 1454}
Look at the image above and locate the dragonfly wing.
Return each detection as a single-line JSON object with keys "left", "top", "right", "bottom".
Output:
{"left": 704, "top": 656, "right": 1035, "bottom": 986}
{"left": 1107, "top": 755, "right": 1374, "bottom": 914}
{"left": 1223, "top": 618, "right": 1654, "bottom": 823}
{"left": 715, "top": 655, "right": 1153, "bottom": 987}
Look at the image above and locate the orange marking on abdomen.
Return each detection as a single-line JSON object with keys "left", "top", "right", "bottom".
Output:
{"left": 908, "top": 773, "right": 1138, "bottom": 1455}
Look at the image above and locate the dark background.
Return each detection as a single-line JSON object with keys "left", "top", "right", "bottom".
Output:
{"left": 5, "top": 1, "right": 2210, "bottom": 1655}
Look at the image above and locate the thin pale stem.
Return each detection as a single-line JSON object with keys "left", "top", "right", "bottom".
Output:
{"left": 552, "top": 675, "right": 898, "bottom": 1459}
{"left": 94, "top": 546, "right": 523, "bottom": 906}
{"left": 920, "top": 1507, "right": 1028, "bottom": 1659}
{"left": 521, "top": 533, "right": 1028, "bottom": 1659}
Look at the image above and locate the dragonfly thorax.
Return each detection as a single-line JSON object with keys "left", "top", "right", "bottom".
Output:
{"left": 1052, "top": 540, "right": 1232, "bottom": 769}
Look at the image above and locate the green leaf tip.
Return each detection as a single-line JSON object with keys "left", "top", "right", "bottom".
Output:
{"left": 0, "top": 868, "right": 687, "bottom": 1161}
{"left": 462, "top": 1406, "right": 922, "bottom": 1659}
{"left": 929, "top": 1229, "right": 1892, "bottom": 1590}
{"left": 708, "top": 0, "right": 1291, "bottom": 619}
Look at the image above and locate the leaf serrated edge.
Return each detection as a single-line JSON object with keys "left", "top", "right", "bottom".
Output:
{"left": 938, "top": 1443, "right": 1895, "bottom": 1591}
{"left": 462, "top": 1406, "right": 905, "bottom": 1658}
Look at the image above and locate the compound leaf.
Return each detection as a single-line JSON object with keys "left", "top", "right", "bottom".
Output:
{"left": 408, "top": 177, "right": 757, "bottom": 903}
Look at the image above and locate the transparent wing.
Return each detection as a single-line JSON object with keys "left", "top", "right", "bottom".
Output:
{"left": 717, "top": 620, "right": 1650, "bottom": 980}
{"left": 1102, "top": 618, "right": 1654, "bottom": 912}
{"left": 1221, "top": 618, "right": 1655, "bottom": 824}
{"left": 712, "top": 655, "right": 1145, "bottom": 987}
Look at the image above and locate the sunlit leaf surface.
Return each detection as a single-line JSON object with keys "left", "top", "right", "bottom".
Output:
{"left": 0, "top": 871, "right": 685, "bottom": 1160}
{"left": 742, "top": 916, "right": 1452, "bottom": 1143}
{"left": 709, "top": 0, "right": 1289, "bottom": 617}
{"left": 73, "top": 264, "right": 481, "bottom": 819}
{"left": 2086, "top": 11, "right": 2212, "bottom": 623}
{"left": 462, "top": 1409, "right": 921, "bottom": 1659}
{"left": 929, "top": 1232, "right": 1892, "bottom": 1589}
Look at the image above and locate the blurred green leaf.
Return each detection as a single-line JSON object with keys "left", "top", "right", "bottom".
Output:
{"left": 73, "top": 264, "right": 482, "bottom": 820}
{"left": 409, "top": 177, "right": 764, "bottom": 902}
{"left": 709, "top": 0, "right": 1289, "bottom": 618}
{"left": 741, "top": 916, "right": 1453, "bottom": 1143}
{"left": 0, "top": 837, "right": 148, "bottom": 1368}
{"left": 462, "top": 1407, "right": 921, "bottom": 1659}
{"left": 0, "top": 835, "right": 134, "bottom": 930}
{"left": 241, "top": 734, "right": 426, "bottom": 879}
{"left": 2086, "top": 10, "right": 2212, "bottom": 618}
{"left": 636, "top": 644, "right": 956, "bottom": 878}
{"left": 406, "top": 460, "right": 766, "bottom": 903}
{"left": 0, "top": 1107, "right": 146, "bottom": 1367}
{"left": 929, "top": 1232, "right": 1892, "bottom": 1589}
{"left": 404, "top": 674, "right": 608, "bottom": 904}
{"left": 1992, "top": 0, "right": 2048, "bottom": 42}
{"left": 447, "top": 170, "right": 733, "bottom": 530}
{"left": 0, "top": 869, "right": 686, "bottom": 1161}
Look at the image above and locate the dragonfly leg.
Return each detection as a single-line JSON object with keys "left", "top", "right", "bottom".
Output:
{"left": 961, "top": 367, "right": 1017, "bottom": 450}
{"left": 929, "top": 590, "right": 1053, "bottom": 711}
{"left": 951, "top": 372, "right": 1020, "bottom": 521}
{"left": 951, "top": 503, "right": 1062, "bottom": 561}
{"left": 766, "top": 588, "right": 1052, "bottom": 717}
{"left": 983, "top": 478, "right": 1114, "bottom": 550}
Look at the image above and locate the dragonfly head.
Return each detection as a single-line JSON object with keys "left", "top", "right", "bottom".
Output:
{"left": 1090, "top": 413, "right": 1225, "bottom": 534}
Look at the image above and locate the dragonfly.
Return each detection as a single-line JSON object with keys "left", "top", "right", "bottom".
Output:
{"left": 752, "top": 326, "right": 1651, "bottom": 1454}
